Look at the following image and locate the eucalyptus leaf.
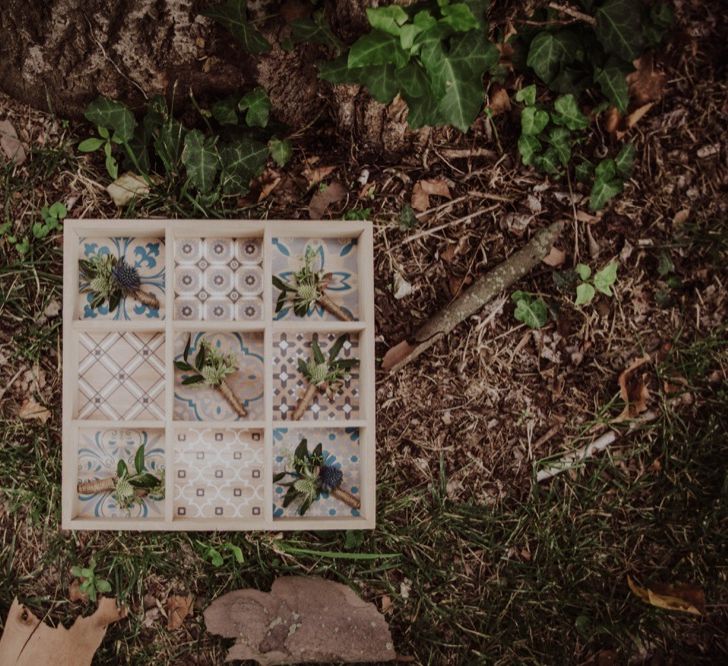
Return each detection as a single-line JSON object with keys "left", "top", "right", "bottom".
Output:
{"left": 134, "top": 444, "right": 145, "bottom": 475}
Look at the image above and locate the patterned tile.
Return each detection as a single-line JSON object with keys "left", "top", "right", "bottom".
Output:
{"left": 173, "top": 332, "right": 265, "bottom": 421}
{"left": 271, "top": 237, "right": 359, "bottom": 320}
{"left": 76, "top": 429, "right": 165, "bottom": 519}
{"left": 77, "top": 236, "right": 165, "bottom": 320}
{"left": 174, "top": 238, "right": 264, "bottom": 321}
{"left": 272, "top": 427, "right": 360, "bottom": 518}
{"left": 273, "top": 331, "right": 359, "bottom": 421}
{"left": 174, "top": 428, "right": 264, "bottom": 520}
{"left": 77, "top": 332, "right": 165, "bottom": 420}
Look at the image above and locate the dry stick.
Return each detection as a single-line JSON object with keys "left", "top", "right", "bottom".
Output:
{"left": 318, "top": 293, "right": 353, "bottom": 321}
{"left": 132, "top": 289, "right": 160, "bottom": 310}
{"left": 331, "top": 486, "right": 361, "bottom": 510}
{"left": 547, "top": 2, "right": 597, "bottom": 26}
{"left": 218, "top": 379, "right": 248, "bottom": 418}
{"left": 536, "top": 410, "right": 659, "bottom": 482}
{"left": 77, "top": 478, "right": 116, "bottom": 494}
{"left": 383, "top": 221, "right": 564, "bottom": 373}
{"left": 292, "top": 383, "right": 318, "bottom": 421}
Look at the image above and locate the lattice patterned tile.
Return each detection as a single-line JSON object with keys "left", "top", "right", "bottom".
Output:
{"left": 174, "top": 238, "right": 264, "bottom": 321}
{"left": 76, "top": 429, "right": 165, "bottom": 519}
{"left": 272, "top": 331, "right": 359, "bottom": 421}
{"left": 77, "top": 332, "right": 165, "bottom": 420}
{"left": 174, "top": 428, "right": 264, "bottom": 520}
{"left": 272, "top": 427, "right": 360, "bottom": 519}
{"left": 77, "top": 236, "right": 165, "bottom": 320}
{"left": 173, "top": 332, "right": 265, "bottom": 421}
{"left": 271, "top": 237, "right": 359, "bottom": 320}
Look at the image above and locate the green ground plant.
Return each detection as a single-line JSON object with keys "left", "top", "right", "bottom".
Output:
{"left": 70, "top": 557, "right": 112, "bottom": 602}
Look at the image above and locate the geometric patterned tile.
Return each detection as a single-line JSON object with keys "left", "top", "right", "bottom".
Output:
{"left": 174, "top": 237, "right": 264, "bottom": 321}
{"left": 173, "top": 428, "right": 264, "bottom": 520}
{"left": 272, "top": 331, "right": 359, "bottom": 421}
{"left": 77, "top": 332, "right": 165, "bottom": 420}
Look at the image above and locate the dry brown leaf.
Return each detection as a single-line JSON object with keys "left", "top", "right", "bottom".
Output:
{"left": 488, "top": 86, "right": 511, "bottom": 116}
{"left": 627, "top": 55, "right": 666, "bottom": 105}
{"left": 411, "top": 178, "right": 451, "bottom": 212}
{"left": 106, "top": 172, "right": 150, "bottom": 207}
{"left": 0, "top": 120, "right": 27, "bottom": 165}
{"left": 257, "top": 169, "right": 282, "bottom": 201}
{"left": 626, "top": 102, "right": 654, "bottom": 129}
{"left": 627, "top": 576, "right": 705, "bottom": 616}
{"left": 673, "top": 208, "right": 690, "bottom": 226}
{"left": 204, "top": 576, "right": 396, "bottom": 664}
{"left": 303, "top": 164, "right": 336, "bottom": 187}
{"left": 542, "top": 246, "right": 566, "bottom": 267}
{"left": 380, "top": 595, "right": 393, "bottom": 614}
{"left": 166, "top": 594, "right": 194, "bottom": 631}
{"left": 604, "top": 106, "right": 621, "bottom": 135}
{"left": 0, "top": 597, "right": 126, "bottom": 666}
{"left": 18, "top": 397, "right": 51, "bottom": 424}
{"left": 381, "top": 340, "right": 415, "bottom": 371}
{"left": 308, "top": 181, "right": 347, "bottom": 219}
{"left": 615, "top": 355, "right": 650, "bottom": 422}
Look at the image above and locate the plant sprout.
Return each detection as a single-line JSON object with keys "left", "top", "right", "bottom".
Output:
{"left": 175, "top": 335, "right": 248, "bottom": 418}
{"left": 79, "top": 254, "right": 159, "bottom": 312}
{"left": 70, "top": 557, "right": 112, "bottom": 602}
{"left": 273, "top": 246, "right": 353, "bottom": 321}
{"left": 77, "top": 444, "right": 165, "bottom": 511}
{"left": 292, "top": 334, "right": 358, "bottom": 421}
{"left": 273, "top": 438, "right": 360, "bottom": 515}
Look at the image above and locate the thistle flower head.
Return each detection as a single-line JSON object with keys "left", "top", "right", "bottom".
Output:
{"left": 84, "top": 254, "right": 116, "bottom": 298}
{"left": 318, "top": 465, "right": 343, "bottom": 492}
{"left": 293, "top": 477, "right": 319, "bottom": 502}
{"left": 111, "top": 258, "right": 141, "bottom": 292}
{"left": 113, "top": 475, "right": 136, "bottom": 509}
{"left": 306, "top": 360, "right": 331, "bottom": 385}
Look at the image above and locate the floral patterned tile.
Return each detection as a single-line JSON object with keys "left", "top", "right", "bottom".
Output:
{"left": 271, "top": 237, "right": 359, "bottom": 321}
{"left": 76, "top": 429, "right": 165, "bottom": 519}
{"left": 77, "top": 332, "right": 165, "bottom": 420}
{"left": 173, "top": 332, "right": 265, "bottom": 421}
{"left": 272, "top": 331, "right": 359, "bottom": 421}
{"left": 174, "top": 238, "right": 264, "bottom": 321}
{"left": 77, "top": 236, "right": 165, "bottom": 320}
{"left": 173, "top": 427, "right": 264, "bottom": 520}
{"left": 272, "top": 427, "right": 361, "bottom": 519}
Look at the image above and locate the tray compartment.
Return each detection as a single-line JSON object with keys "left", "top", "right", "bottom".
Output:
{"left": 77, "top": 235, "right": 165, "bottom": 320}
{"left": 173, "top": 427, "right": 265, "bottom": 520}
{"left": 75, "top": 428, "right": 165, "bottom": 520}
{"left": 173, "top": 331, "right": 264, "bottom": 421}
{"left": 272, "top": 426, "right": 361, "bottom": 519}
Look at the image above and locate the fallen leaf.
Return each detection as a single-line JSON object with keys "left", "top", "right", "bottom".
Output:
{"left": 393, "top": 272, "right": 414, "bottom": 300}
{"left": 0, "top": 597, "right": 126, "bottom": 665}
{"left": 488, "top": 86, "right": 511, "bottom": 115}
{"left": 672, "top": 208, "right": 690, "bottom": 226}
{"left": 18, "top": 397, "right": 51, "bottom": 424}
{"left": 43, "top": 300, "right": 61, "bottom": 319}
{"left": 381, "top": 340, "right": 414, "bottom": 371}
{"left": 106, "top": 172, "right": 150, "bottom": 207}
{"left": 615, "top": 355, "right": 650, "bottom": 422}
{"left": 204, "top": 576, "right": 396, "bottom": 664}
{"left": 380, "top": 595, "right": 393, "bottom": 614}
{"left": 166, "top": 594, "right": 194, "bottom": 631}
{"left": 69, "top": 579, "right": 88, "bottom": 603}
{"left": 542, "top": 246, "right": 566, "bottom": 267}
{"left": 303, "top": 164, "right": 336, "bottom": 188}
{"left": 257, "top": 169, "right": 282, "bottom": 201}
{"left": 626, "top": 102, "right": 654, "bottom": 129}
{"left": 604, "top": 106, "right": 621, "bottom": 135}
{"left": 627, "top": 55, "right": 666, "bottom": 105}
{"left": 627, "top": 576, "right": 705, "bottom": 616}
{"left": 0, "top": 120, "right": 27, "bottom": 165}
{"left": 308, "top": 181, "right": 347, "bottom": 219}
{"left": 447, "top": 274, "right": 473, "bottom": 297}
{"left": 411, "top": 178, "right": 451, "bottom": 212}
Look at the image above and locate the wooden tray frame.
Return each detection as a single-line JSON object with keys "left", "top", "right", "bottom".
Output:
{"left": 62, "top": 219, "right": 375, "bottom": 531}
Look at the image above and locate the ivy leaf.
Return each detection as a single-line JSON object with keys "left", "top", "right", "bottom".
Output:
{"left": 595, "top": 0, "right": 643, "bottom": 61}
{"left": 575, "top": 263, "right": 592, "bottom": 281}
{"left": 291, "top": 12, "right": 342, "bottom": 51}
{"left": 552, "top": 94, "right": 588, "bottom": 130}
{"left": 348, "top": 30, "right": 408, "bottom": 69}
{"left": 359, "top": 64, "right": 399, "bottom": 104}
{"left": 182, "top": 130, "right": 219, "bottom": 193}
{"left": 239, "top": 87, "right": 271, "bottom": 128}
{"left": 526, "top": 31, "right": 579, "bottom": 84}
{"left": 461, "top": 0, "right": 490, "bottom": 28}
{"left": 512, "top": 291, "right": 548, "bottom": 329}
{"left": 515, "top": 84, "right": 537, "bottom": 106}
{"left": 594, "top": 62, "right": 629, "bottom": 113}
{"left": 440, "top": 3, "right": 479, "bottom": 32}
{"left": 317, "top": 56, "right": 361, "bottom": 85}
{"left": 575, "top": 282, "right": 596, "bottom": 306}
{"left": 212, "top": 98, "right": 239, "bottom": 126}
{"left": 366, "top": 5, "right": 408, "bottom": 36}
{"left": 116, "top": 460, "right": 128, "bottom": 478}
{"left": 614, "top": 142, "right": 636, "bottom": 177}
{"left": 518, "top": 135, "right": 541, "bottom": 166}
{"left": 219, "top": 137, "right": 269, "bottom": 193}
{"left": 546, "top": 126, "right": 571, "bottom": 165}
{"left": 397, "top": 62, "right": 430, "bottom": 98}
{"left": 533, "top": 146, "right": 560, "bottom": 174}
{"left": 520, "top": 107, "right": 549, "bottom": 135}
{"left": 404, "top": 94, "right": 439, "bottom": 129}
{"left": 202, "top": 0, "right": 271, "bottom": 54}
{"left": 268, "top": 138, "right": 292, "bottom": 167}
{"left": 84, "top": 97, "right": 136, "bottom": 142}
{"left": 593, "top": 261, "right": 618, "bottom": 295}
{"left": 575, "top": 159, "right": 594, "bottom": 183}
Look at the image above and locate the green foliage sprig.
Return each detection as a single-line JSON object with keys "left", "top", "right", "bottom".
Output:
{"left": 511, "top": 291, "right": 549, "bottom": 329}
{"left": 79, "top": 253, "right": 159, "bottom": 312}
{"left": 70, "top": 557, "right": 112, "bottom": 602}
{"left": 573, "top": 261, "right": 619, "bottom": 306}
{"left": 318, "top": 0, "right": 498, "bottom": 131}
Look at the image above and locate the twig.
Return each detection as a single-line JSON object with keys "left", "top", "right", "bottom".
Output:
{"left": 382, "top": 222, "right": 564, "bottom": 373}
{"left": 536, "top": 410, "right": 659, "bottom": 482}
{"left": 547, "top": 2, "right": 597, "bottom": 26}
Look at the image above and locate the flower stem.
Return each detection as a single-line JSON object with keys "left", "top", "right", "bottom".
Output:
{"left": 332, "top": 486, "right": 360, "bottom": 510}
{"left": 317, "top": 292, "right": 353, "bottom": 321}
{"left": 77, "top": 477, "right": 116, "bottom": 494}
{"left": 292, "top": 382, "right": 318, "bottom": 421}
{"left": 218, "top": 378, "right": 248, "bottom": 418}
{"left": 132, "top": 289, "right": 160, "bottom": 310}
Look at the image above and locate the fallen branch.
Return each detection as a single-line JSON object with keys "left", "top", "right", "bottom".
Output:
{"left": 382, "top": 221, "right": 564, "bottom": 373}
{"left": 536, "top": 410, "right": 659, "bottom": 482}
{"left": 547, "top": 2, "right": 597, "bottom": 26}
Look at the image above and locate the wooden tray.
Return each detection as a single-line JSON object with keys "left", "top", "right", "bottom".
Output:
{"left": 62, "top": 219, "right": 375, "bottom": 530}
